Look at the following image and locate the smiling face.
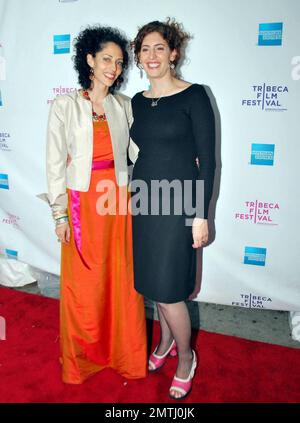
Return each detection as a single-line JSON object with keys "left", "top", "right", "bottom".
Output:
{"left": 138, "top": 31, "right": 177, "bottom": 80}
{"left": 87, "top": 41, "right": 124, "bottom": 89}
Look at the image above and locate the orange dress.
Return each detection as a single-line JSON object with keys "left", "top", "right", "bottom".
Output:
{"left": 60, "top": 115, "right": 147, "bottom": 384}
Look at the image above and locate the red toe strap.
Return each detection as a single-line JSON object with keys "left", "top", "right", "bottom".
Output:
{"left": 169, "top": 377, "right": 191, "bottom": 395}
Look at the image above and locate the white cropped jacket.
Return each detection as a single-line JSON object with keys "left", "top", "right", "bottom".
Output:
{"left": 38, "top": 90, "right": 139, "bottom": 218}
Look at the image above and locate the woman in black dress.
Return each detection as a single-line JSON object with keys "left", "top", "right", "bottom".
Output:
{"left": 130, "top": 19, "right": 215, "bottom": 399}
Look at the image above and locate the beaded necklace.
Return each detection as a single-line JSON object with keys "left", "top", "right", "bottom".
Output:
{"left": 82, "top": 90, "right": 107, "bottom": 121}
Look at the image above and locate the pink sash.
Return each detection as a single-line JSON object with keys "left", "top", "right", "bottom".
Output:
{"left": 69, "top": 160, "right": 115, "bottom": 268}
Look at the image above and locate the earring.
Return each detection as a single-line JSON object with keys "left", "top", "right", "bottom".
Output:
{"left": 138, "top": 63, "right": 143, "bottom": 79}
{"left": 170, "top": 61, "right": 175, "bottom": 69}
{"left": 89, "top": 67, "right": 94, "bottom": 80}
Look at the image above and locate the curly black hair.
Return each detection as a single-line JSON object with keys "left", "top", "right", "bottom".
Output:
{"left": 73, "top": 25, "right": 130, "bottom": 92}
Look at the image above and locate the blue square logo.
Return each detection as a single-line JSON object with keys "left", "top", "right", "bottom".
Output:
{"left": 0, "top": 173, "right": 9, "bottom": 189}
{"left": 53, "top": 34, "right": 71, "bottom": 54}
{"left": 5, "top": 249, "right": 18, "bottom": 260}
{"left": 258, "top": 23, "right": 283, "bottom": 46}
{"left": 0, "top": 89, "right": 3, "bottom": 107}
{"left": 251, "top": 143, "right": 275, "bottom": 166}
{"left": 244, "top": 246, "right": 267, "bottom": 266}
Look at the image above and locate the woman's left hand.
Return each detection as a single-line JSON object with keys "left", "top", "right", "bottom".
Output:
{"left": 192, "top": 218, "right": 209, "bottom": 248}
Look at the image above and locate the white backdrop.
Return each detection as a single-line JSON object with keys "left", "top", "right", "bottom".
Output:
{"left": 0, "top": 0, "right": 300, "bottom": 311}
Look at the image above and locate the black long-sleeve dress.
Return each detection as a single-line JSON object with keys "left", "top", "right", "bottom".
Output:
{"left": 130, "top": 84, "right": 215, "bottom": 303}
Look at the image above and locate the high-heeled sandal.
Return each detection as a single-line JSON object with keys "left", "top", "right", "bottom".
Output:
{"left": 169, "top": 349, "right": 197, "bottom": 400}
{"left": 148, "top": 339, "right": 177, "bottom": 372}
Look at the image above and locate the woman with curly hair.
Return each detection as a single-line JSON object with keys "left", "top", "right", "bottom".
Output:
{"left": 45, "top": 25, "right": 147, "bottom": 383}
{"left": 130, "top": 19, "right": 216, "bottom": 399}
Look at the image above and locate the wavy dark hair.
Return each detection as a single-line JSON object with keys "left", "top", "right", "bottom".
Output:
{"left": 73, "top": 25, "right": 130, "bottom": 92}
{"left": 132, "top": 17, "right": 191, "bottom": 71}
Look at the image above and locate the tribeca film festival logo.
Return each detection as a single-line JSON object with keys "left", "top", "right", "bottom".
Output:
{"left": 53, "top": 34, "right": 71, "bottom": 55}
{"left": 235, "top": 200, "right": 279, "bottom": 225}
{"left": 47, "top": 86, "right": 77, "bottom": 104}
{"left": 2, "top": 213, "right": 20, "bottom": 229}
{"left": 232, "top": 293, "right": 272, "bottom": 309}
{"left": 244, "top": 246, "right": 266, "bottom": 267}
{"left": 258, "top": 22, "right": 283, "bottom": 46}
{"left": 250, "top": 143, "right": 275, "bottom": 166}
{"left": 242, "top": 84, "right": 288, "bottom": 111}
{"left": 0, "top": 132, "right": 11, "bottom": 152}
{"left": 0, "top": 173, "right": 9, "bottom": 189}
{"left": 0, "top": 248, "right": 18, "bottom": 260}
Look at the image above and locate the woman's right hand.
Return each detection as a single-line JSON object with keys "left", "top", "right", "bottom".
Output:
{"left": 66, "top": 154, "right": 72, "bottom": 167}
{"left": 55, "top": 222, "right": 71, "bottom": 243}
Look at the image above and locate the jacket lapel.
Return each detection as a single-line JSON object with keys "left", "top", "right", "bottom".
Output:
{"left": 103, "top": 94, "right": 127, "bottom": 154}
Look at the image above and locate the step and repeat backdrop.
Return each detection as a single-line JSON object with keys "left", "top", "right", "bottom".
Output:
{"left": 0, "top": 0, "right": 299, "bottom": 310}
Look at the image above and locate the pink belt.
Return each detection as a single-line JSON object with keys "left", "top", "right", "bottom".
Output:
{"left": 69, "top": 159, "right": 115, "bottom": 269}
{"left": 92, "top": 159, "right": 114, "bottom": 170}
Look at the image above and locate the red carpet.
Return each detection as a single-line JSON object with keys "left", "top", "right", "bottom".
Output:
{"left": 0, "top": 286, "right": 299, "bottom": 403}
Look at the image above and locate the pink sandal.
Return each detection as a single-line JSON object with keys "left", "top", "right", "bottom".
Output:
{"left": 148, "top": 339, "right": 177, "bottom": 372}
{"left": 169, "top": 350, "right": 197, "bottom": 400}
